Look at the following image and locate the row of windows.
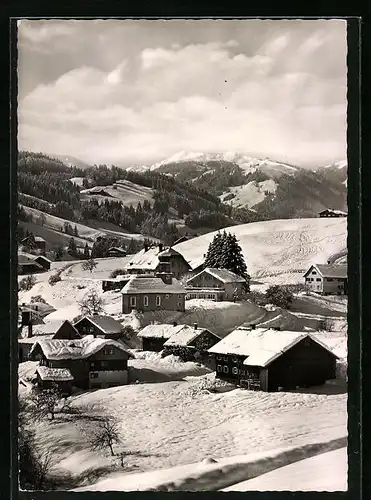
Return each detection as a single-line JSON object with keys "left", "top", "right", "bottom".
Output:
{"left": 216, "top": 355, "right": 239, "bottom": 363}
{"left": 129, "top": 295, "right": 183, "bottom": 307}
{"left": 306, "top": 278, "right": 322, "bottom": 282}
{"left": 217, "top": 365, "right": 248, "bottom": 376}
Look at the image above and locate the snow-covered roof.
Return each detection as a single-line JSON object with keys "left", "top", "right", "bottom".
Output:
{"left": 34, "top": 255, "right": 52, "bottom": 264}
{"left": 34, "top": 236, "right": 46, "bottom": 243}
{"left": 29, "top": 335, "right": 133, "bottom": 360}
{"left": 188, "top": 268, "right": 246, "bottom": 284}
{"left": 158, "top": 248, "right": 187, "bottom": 260}
{"left": 18, "top": 252, "right": 43, "bottom": 267}
{"left": 208, "top": 328, "right": 339, "bottom": 367}
{"left": 36, "top": 366, "right": 74, "bottom": 382}
{"left": 121, "top": 276, "right": 186, "bottom": 295}
{"left": 138, "top": 323, "right": 185, "bottom": 339}
{"left": 319, "top": 209, "right": 347, "bottom": 216}
{"left": 164, "top": 325, "right": 219, "bottom": 347}
{"left": 304, "top": 264, "right": 347, "bottom": 279}
{"left": 125, "top": 247, "right": 162, "bottom": 271}
{"left": 76, "top": 315, "right": 124, "bottom": 334}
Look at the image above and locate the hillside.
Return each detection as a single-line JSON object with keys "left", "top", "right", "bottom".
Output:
{"left": 80, "top": 179, "right": 155, "bottom": 207}
{"left": 49, "top": 154, "right": 91, "bottom": 170}
{"left": 126, "top": 152, "right": 347, "bottom": 218}
{"left": 174, "top": 217, "right": 347, "bottom": 284}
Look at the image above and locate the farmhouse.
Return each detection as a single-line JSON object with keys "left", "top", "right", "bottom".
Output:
{"left": 121, "top": 274, "right": 186, "bottom": 314}
{"left": 186, "top": 267, "right": 248, "bottom": 301}
{"left": 21, "top": 235, "right": 47, "bottom": 255}
{"left": 74, "top": 315, "right": 124, "bottom": 340}
{"left": 137, "top": 322, "right": 184, "bottom": 352}
{"left": 125, "top": 244, "right": 191, "bottom": 279}
{"left": 107, "top": 247, "right": 127, "bottom": 257}
{"left": 163, "top": 323, "right": 221, "bottom": 353}
{"left": 319, "top": 209, "right": 347, "bottom": 218}
{"left": 18, "top": 252, "right": 51, "bottom": 275}
{"left": 208, "top": 326, "right": 339, "bottom": 392}
{"left": 18, "top": 320, "right": 81, "bottom": 362}
{"left": 29, "top": 335, "right": 133, "bottom": 391}
{"left": 303, "top": 264, "right": 347, "bottom": 295}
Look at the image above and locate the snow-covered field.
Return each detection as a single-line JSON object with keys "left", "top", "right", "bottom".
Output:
{"left": 221, "top": 179, "right": 277, "bottom": 208}
{"left": 175, "top": 217, "right": 347, "bottom": 284}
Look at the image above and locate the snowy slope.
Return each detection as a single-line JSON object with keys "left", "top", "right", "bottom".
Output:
{"left": 221, "top": 179, "right": 277, "bottom": 208}
{"left": 174, "top": 217, "right": 347, "bottom": 284}
{"left": 223, "top": 447, "right": 347, "bottom": 492}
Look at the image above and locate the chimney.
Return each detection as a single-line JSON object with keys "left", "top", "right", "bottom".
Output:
{"left": 21, "top": 310, "right": 31, "bottom": 327}
{"left": 173, "top": 321, "right": 177, "bottom": 327}
{"left": 193, "top": 323, "right": 198, "bottom": 330}
{"left": 158, "top": 243, "right": 163, "bottom": 253}
{"left": 27, "top": 323, "right": 33, "bottom": 338}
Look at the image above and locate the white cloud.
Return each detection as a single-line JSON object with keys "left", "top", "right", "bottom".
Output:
{"left": 18, "top": 20, "right": 347, "bottom": 166}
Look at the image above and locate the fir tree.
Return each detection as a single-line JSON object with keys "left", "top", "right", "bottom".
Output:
{"left": 204, "top": 231, "right": 224, "bottom": 268}
{"left": 73, "top": 225, "right": 79, "bottom": 237}
{"left": 67, "top": 237, "right": 78, "bottom": 256}
{"left": 83, "top": 242, "right": 90, "bottom": 260}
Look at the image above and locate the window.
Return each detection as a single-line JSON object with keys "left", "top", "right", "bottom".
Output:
{"left": 217, "top": 364, "right": 222, "bottom": 372}
{"left": 223, "top": 356, "right": 228, "bottom": 361}
{"left": 232, "top": 356, "right": 238, "bottom": 363}
{"left": 338, "top": 284, "right": 344, "bottom": 289}
{"left": 327, "top": 278, "right": 333, "bottom": 282}
{"left": 178, "top": 294, "right": 183, "bottom": 299}
{"left": 165, "top": 294, "right": 169, "bottom": 299}
{"left": 90, "top": 372, "right": 98, "bottom": 379}
{"left": 177, "top": 302, "right": 182, "bottom": 308}
{"left": 216, "top": 355, "right": 222, "bottom": 361}
{"left": 223, "top": 366, "right": 229, "bottom": 373}
{"left": 144, "top": 296, "right": 149, "bottom": 307}
{"left": 316, "top": 278, "right": 321, "bottom": 282}
{"left": 312, "top": 271, "right": 317, "bottom": 275}
{"left": 104, "top": 348, "right": 115, "bottom": 355}
{"left": 232, "top": 367, "right": 238, "bottom": 375}
{"left": 156, "top": 296, "right": 161, "bottom": 306}
{"left": 130, "top": 296, "right": 136, "bottom": 307}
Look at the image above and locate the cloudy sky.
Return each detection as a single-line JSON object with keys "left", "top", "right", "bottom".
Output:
{"left": 17, "top": 19, "right": 347, "bottom": 167}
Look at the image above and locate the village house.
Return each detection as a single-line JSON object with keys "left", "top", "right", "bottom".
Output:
{"left": 107, "top": 246, "right": 127, "bottom": 257}
{"left": 319, "top": 209, "right": 347, "bottom": 218}
{"left": 163, "top": 323, "right": 221, "bottom": 354}
{"left": 121, "top": 274, "right": 186, "bottom": 314}
{"left": 303, "top": 264, "right": 347, "bottom": 295}
{"left": 185, "top": 267, "right": 248, "bottom": 301}
{"left": 137, "top": 322, "right": 183, "bottom": 352}
{"left": 208, "top": 326, "right": 339, "bottom": 392}
{"left": 29, "top": 335, "right": 133, "bottom": 392}
{"left": 73, "top": 315, "right": 124, "bottom": 340}
{"left": 18, "top": 252, "right": 51, "bottom": 275}
{"left": 125, "top": 243, "right": 191, "bottom": 279}
{"left": 18, "top": 319, "right": 81, "bottom": 362}
{"left": 21, "top": 235, "right": 47, "bottom": 255}
{"left": 102, "top": 276, "right": 130, "bottom": 292}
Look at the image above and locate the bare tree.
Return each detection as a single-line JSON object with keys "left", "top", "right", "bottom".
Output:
{"left": 28, "top": 385, "right": 62, "bottom": 421}
{"left": 82, "top": 259, "right": 98, "bottom": 274}
{"left": 90, "top": 417, "right": 121, "bottom": 456}
{"left": 78, "top": 290, "right": 105, "bottom": 316}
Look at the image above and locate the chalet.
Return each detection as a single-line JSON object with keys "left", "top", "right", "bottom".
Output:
{"left": 208, "top": 326, "right": 339, "bottom": 392}
{"left": 21, "top": 236, "right": 47, "bottom": 254}
{"left": 303, "top": 264, "right": 347, "bottom": 295}
{"left": 137, "top": 322, "right": 183, "bottom": 352}
{"left": 102, "top": 276, "right": 130, "bottom": 292}
{"left": 121, "top": 274, "right": 186, "bottom": 314}
{"left": 18, "top": 320, "right": 80, "bottom": 362}
{"left": 18, "top": 252, "right": 51, "bottom": 275}
{"left": 107, "top": 247, "right": 127, "bottom": 257}
{"left": 125, "top": 244, "right": 191, "bottom": 279}
{"left": 186, "top": 267, "right": 248, "bottom": 301}
{"left": 163, "top": 323, "right": 221, "bottom": 353}
{"left": 74, "top": 315, "right": 124, "bottom": 340}
{"left": 29, "top": 335, "right": 133, "bottom": 391}
{"left": 319, "top": 209, "right": 347, "bottom": 218}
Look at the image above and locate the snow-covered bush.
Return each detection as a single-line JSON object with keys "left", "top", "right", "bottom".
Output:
{"left": 19, "top": 275, "right": 37, "bottom": 291}
{"left": 162, "top": 346, "right": 197, "bottom": 362}
{"left": 186, "top": 376, "right": 234, "bottom": 396}
{"left": 109, "top": 269, "right": 127, "bottom": 278}
{"left": 48, "top": 273, "right": 61, "bottom": 286}
{"left": 265, "top": 285, "right": 294, "bottom": 309}
{"left": 30, "top": 295, "right": 47, "bottom": 304}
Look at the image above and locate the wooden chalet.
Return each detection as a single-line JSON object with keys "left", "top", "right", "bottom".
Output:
{"left": 74, "top": 315, "right": 124, "bottom": 340}
{"left": 21, "top": 235, "right": 47, "bottom": 254}
{"left": 186, "top": 267, "right": 248, "bottom": 301}
{"left": 121, "top": 274, "right": 186, "bottom": 314}
{"left": 303, "top": 264, "right": 347, "bottom": 295}
{"left": 18, "top": 252, "right": 51, "bottom": 275}
{"left": 163, "top": 323, "right": 220, "bottom": 353}
{"left": 137, "top": 322, "right": 182, "bottom": 352}
{"left": 29, "top": 335, "right": 133, "bottom": 391}
{"left": 107, "top": 247, "right": 127, "bottom": 257}
{"left": 208, "top": 326, "right": 339, "bottom": 392}
{"left": 124, "top": 243, "right": 191, "bottom": 279}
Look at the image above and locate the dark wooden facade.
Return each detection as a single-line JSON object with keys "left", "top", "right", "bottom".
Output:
{"left": 141, "top": 337, "right": 168, "bottom": 352}
{"left": 214, "top": 336, "right": 337, "bottom": 392}
{"left": 53, "top": 321, "right": 80, "bottom": 340}
{"left": 31, "top": 344, "right": 131, "bottom": 390}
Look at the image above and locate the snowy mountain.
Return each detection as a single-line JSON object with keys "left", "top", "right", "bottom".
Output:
{"left": 49, "top": 154, "right": 91, "bottom": 170}
{"left": 323, "top": 160, "right": 348, "bottom": 170}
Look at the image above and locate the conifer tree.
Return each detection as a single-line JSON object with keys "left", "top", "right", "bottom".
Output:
{"left": 73, "top": 225, "right": 79, "bottom": 237}
{"left": 83, "top": 243, "right": 90, "bottom": 260}
{"left": 68, "top": 237, "right": 78, "bottom": 256}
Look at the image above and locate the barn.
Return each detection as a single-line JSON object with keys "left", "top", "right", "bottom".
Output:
{"left": 73, "top": 315, "right": 124, "bottom": 340}
{"left": 208, "top": 326, "right": 339, "bottom": 392}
